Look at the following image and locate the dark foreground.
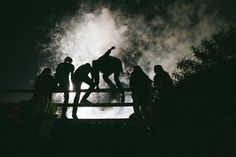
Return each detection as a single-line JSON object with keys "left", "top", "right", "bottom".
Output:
{"left": 1, "top": 105, "right": 236, "bottom": 157}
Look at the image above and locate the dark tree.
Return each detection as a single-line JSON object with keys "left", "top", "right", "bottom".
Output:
{"left": 173, "top": 26, "right": 236, "bottom": 82}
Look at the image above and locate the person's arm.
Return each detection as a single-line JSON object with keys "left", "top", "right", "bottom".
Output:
{"left": 104, "top": 46, "right": 115, "bottom": 57}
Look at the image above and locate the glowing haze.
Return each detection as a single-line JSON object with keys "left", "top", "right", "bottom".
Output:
{"left": 42, "top": 2, "right": 225, "bottom": 118}
{"left": 47, "top": 8, "right": 133, "bottom": 118}
{"left": 48, "top": 8, "right": 128, "bottom": 69}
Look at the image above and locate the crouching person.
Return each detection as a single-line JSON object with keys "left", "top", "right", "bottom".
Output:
{"left": 72, "top": 63, "right": 95, "bottom": 119}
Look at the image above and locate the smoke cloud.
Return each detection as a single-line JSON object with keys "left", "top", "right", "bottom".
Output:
{"left": 41, "top": 0, "right": 228, "bottom": 118}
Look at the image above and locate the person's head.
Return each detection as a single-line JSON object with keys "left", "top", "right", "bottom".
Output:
{"left": 64, "top": 56, "right": 73, "bottom": 64}
{"left": 132, "top": 65, "right": 145, "bottom": 75}
{"left": 41, "top": 68, "right": 51, "bottom": 75}
{"left": 84, "top": 63, "right": 92, "bottom": 69}
{"left": 154, "top": 65, "right": 163, "bottom": 74}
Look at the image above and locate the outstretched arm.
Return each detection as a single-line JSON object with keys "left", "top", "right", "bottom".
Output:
{"left": 104, "top": 46, "right": 115, "bottom": 57}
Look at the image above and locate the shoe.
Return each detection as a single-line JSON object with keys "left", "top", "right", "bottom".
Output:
{"left": 80, "top": 99, "right": 92, "bottom": 104}
{"left": 72, "top": 114, "right": 78, "bottom": 119}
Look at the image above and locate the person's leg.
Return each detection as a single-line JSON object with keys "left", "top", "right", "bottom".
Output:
{"left": 103, "top": 74, "right": 116, "bottom": 89}
{"left": 80, "top": 77, "right": 95, "bottom": 102}
{"left": 114, "top": 72, "right": 125, "bottom": 102}
{"left": 103, "top": 73, "right": 118, "bottom": 98}
{"left": 61, "top": 83, "right": 69, "bottom": 118}
{"left": 141, "top": 97, "right": 154, "bottom": 131}
{"left": 132, "top": 95, "right": 141, "bottom": 121}
{"left": 72, "top": 82, "right": 81, "bottom": 118}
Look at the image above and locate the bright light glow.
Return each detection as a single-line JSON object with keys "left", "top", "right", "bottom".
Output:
{"left": 49, "top": 8, "right": 133, "bottom": 118}
{"left": 66, "top": 107, "right": 134, "bottom": 119}
{"left": 52, "top": 8, "right": 128, "bottom": 69}
{"left": 43, "top": 3, "right": 223, "bottom": 118}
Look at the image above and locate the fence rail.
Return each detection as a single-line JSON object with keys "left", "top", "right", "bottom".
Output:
{"left": 0, "top": 88, "right": 132, "bottom": 93}
{"left": 55, "top": 103, "right": 133, "bottom": 107}
{"left": 0, "top": 88, "right": 134, "bottom": 107}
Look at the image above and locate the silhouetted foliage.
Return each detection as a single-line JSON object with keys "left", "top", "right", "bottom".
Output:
{"left": 173, "top": 26, "right": 236, "bottom": 82}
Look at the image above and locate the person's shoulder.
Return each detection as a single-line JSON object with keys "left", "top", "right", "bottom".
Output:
{"left": 70, "top": 63, "right": 75, "bottom": 68}
{"left": 56, "top": 62, "right": 65, "bottom": 68}
{"left": 66, "top": 63, "right": 74, "bottom": 68}
{"left": 164, "top": 71, "right": 171, "bottom": 77}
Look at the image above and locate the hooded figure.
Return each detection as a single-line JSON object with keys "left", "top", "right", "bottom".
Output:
{"left": 34, "top": 68, "right": 57, "bottom": 100}
{"left": 130, "top": 65, "right": 153, "bottom": 123}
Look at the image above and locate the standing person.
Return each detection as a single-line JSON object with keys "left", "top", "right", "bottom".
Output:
{"left": 129, "top": 65, "right": 153, "bottom": 126}
{"left": 92, "top": 46, "right": 125, "bottom": 102}
{"left": 153, "top": 65, "right": 173, "bottom": 99}
{"left": 55, "top": 57, "right": 74, "bottom": 119}
{"left": 153, "top": 65, "right": 174, "bottom": 147}
{"left": 72, "top": 63, "right": 95, "bottom": 119}
{"left": 34, "top": 67, "right": 57, "bottom": 100}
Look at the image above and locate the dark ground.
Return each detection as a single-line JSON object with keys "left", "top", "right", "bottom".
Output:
{"left": 1, "top": 101, "right": 236, "bottom": 157}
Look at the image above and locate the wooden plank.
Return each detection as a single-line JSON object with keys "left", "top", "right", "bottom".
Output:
{"left": 55, "top": 118, "right": 130, "bottom": 121}
{"left": 0, "top": 88, "right": 132, "bottom": 93}
{"left": 55, "top": 103, "right": 134, "bottom": 107}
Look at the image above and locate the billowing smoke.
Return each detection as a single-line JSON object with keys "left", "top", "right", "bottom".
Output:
{"left": 41, "top": 0, "right": 227, "bottom": 118}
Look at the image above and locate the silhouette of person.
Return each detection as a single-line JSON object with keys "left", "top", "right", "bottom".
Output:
{"left": 71, "top": 63, "right": 95, "bottom": 119}
{"left": 92, "top": 46, "right": 125, "bottom": 102}
{"left": 34, "top": 68, "right": 57, "bottom": 100}
{"left": 55, "top": 57, "right": 74, "bottom": 119}
{"left": 130, "top": 65, "right": 153, "bottom": 125}
{"left": 153, "top": 65, "right": 174, "bottom": 144}
{"left": 153, "top": 65, "right": 173, "bottom": 99}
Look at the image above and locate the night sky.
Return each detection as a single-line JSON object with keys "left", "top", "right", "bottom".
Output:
{"left": 1, "top": 0, "right": 236, "bottom": 90}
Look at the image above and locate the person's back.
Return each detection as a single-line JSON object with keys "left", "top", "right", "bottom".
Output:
{"left": 55, "top": 62, "right": 74, "bottom": 84}
{"left": 92, "top": 46, "right": 125, "bottom": 102}
{"left": 130, "top": 65, "right": 153, "bottom": 125}
{"left": 130, "top": 66, "right": 152, "bottom": 99}
{"left": 154, "top": 65, "right": 173, "bottom": 91}
{"left": 97, "top": 56, "right": 123, "bottom": 74}
{"left": 94, "top": 46, "right": 122, "bottom": 75}
{"left": 54, "top": 56, "right": 74, "bottom": 119}
{"left": 72, "top": 63, "right": 92, "bottom": 82}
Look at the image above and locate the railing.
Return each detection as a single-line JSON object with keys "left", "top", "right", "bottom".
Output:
{"left": 0, "top": 88, "right": 134, "bottom": 107}
{"left": 0, "top": 88, "right": 132, "bottom": 93}
{"left": 1, "top": 88, "right": 234, "bottom": 125}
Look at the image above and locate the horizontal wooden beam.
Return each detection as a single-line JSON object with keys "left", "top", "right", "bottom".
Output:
{"left": 0, "top": 88, "right": 132, "bottom": 93}
{"left": 55, "top": 118, "right": 131, "bottom": 121}
{"left": 55, "top": 103, "right": 134, "bottom": 107}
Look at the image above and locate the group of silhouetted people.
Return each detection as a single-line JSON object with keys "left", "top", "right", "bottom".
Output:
{"left": 34, "top": 47, "right": 125, "bottom": 119}
{"left": 129, "top": 64, "right": 173, "bottom": 128}
{"left": 34, "top": 46, "right": 173, "bottom": 122}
